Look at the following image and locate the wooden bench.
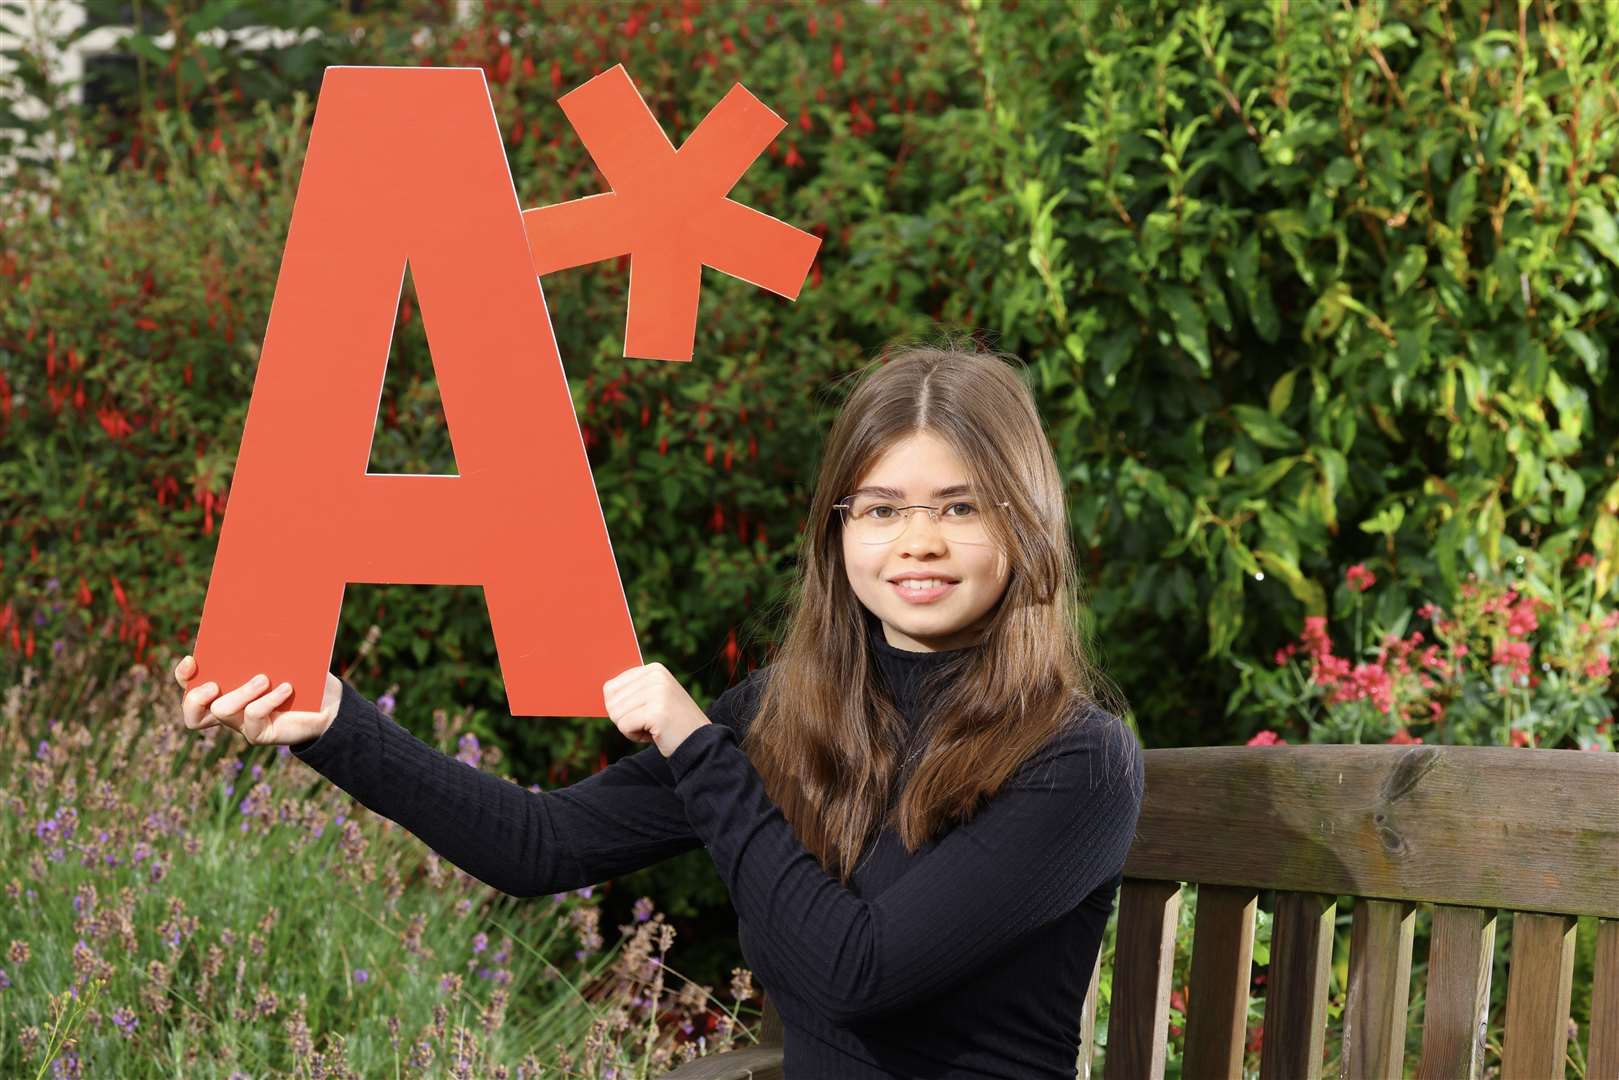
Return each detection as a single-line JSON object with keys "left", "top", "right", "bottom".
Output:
{"left": 657, "top": 743, "right": 1619, "bottom": 1079}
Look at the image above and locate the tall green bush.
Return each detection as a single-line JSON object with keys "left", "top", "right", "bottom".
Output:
{"left": 953, "top": 0, "right": 1619, "bottom": 744}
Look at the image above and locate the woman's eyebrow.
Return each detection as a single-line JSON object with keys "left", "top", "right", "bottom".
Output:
{"left": 849, "top": 484, "right": 974, "bottom": 499}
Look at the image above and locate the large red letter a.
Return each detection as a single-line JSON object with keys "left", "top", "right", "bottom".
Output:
{"left": 189, "top": 67, "right": 640, "bottom": 718}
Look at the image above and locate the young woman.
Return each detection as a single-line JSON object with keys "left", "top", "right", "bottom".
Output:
{"left": 175, "top": 341, "right": 1145, "bottom": 1079}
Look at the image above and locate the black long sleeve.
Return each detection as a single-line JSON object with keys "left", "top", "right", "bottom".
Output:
{"left": 290, "top": 678, "right": 722, "bottom": 896}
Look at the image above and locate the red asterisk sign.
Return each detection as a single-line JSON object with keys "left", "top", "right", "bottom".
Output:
{"left": 522, "top": 64, "right": 821, "bottom": 362}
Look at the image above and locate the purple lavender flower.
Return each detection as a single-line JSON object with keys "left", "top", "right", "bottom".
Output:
{"left": 53, "top": 639, "right": 65, "bottom": 657}
{"left": 223, "top": 784, "right": 233, "bottom": 796}
{"left": 471, "top": 932, "right": 488, "bottom": 954}
{"left": 35, "top": 740, "right": 49, "bottom": 760}
{"left": 353, "top": 968, "right": 369, "bottom": 984}
{"left": 377, "top": 692, "right": 396, "bottom": 716}
{"left": 633, "top": 897, "right": 654, "bottom": 923}
{"left": 575, "top": 885, "right": 594, "bottom": 899}
{"left": 0, "top": 968, "right": 10, "bottom": 990}
{"left": 112, "top": 1006, "right": 138, "bottom": 1037}
{"left": 45, "top": 577, "right": 59, "bottom": 592}
{"left": 250, "top": 764, "right": 263, "bottom": 780}
{"left": 50, "top": 1046, "right": 81, "bottom": 1080}
{"left": 456, "top": 732, "right": 482, "bottom": 768}
{"left": 527, "top": 783, "right": 542, "bottom": 794}
{"left": 34, "top": 610, "right": 46, "bottom": 626}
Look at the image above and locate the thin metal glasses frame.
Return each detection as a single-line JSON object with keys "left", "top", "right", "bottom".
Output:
{"left": 831, "top": 497, "right": 1012, "bottom": 544}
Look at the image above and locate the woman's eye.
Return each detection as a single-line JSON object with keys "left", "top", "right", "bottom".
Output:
{"left": 945, "top": 502, "right": 977, "bottom": 517}
{"left": 867, "top": 505, "right": 897, "bottom": 519}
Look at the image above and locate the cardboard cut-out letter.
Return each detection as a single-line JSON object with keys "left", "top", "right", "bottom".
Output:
{"left": 523, "top": 64, "right": 822, "bottom": 362}
{"left": 187, "top": 66, "right": 639, "bottom": 718}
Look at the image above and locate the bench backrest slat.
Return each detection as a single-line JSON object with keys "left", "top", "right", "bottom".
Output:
{"left": 1103, "top": 879, "right": 1181, "bottom": 1080}
{"left": 1343, "top": 897, "right": 1417, "bottom": 1078}
{"left": 1590, "top": 920, "right": 1619, "bottom": 1080}
{"left": 1413, "top": 904, "right": 1494, "bottom": 1079}
{"left": 1501, "top": 912, "right": 1579, "bottom": 1077}
{"left": 1182, "top": 883, "right": 1256, "bottom": 1077}
{"left": 1259, "top": 891, "right": 1334, "bottom": 1080}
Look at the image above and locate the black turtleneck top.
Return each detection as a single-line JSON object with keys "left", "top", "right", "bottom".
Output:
{"left": 290, "top": 610, "right": 1145, "bottom": 1079}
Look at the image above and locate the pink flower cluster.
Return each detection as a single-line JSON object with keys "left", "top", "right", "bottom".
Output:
{"left": 1255, "top": 559, "right": 1617, "bottom": 750}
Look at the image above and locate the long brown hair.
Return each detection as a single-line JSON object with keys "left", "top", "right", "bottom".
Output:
{"left": 741, "top": 337, "right": 1131, "bottom": 887}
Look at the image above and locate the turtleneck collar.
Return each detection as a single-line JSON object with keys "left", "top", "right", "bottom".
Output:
{"left": 864, "top": 608, "right": 978, "bottom": 723}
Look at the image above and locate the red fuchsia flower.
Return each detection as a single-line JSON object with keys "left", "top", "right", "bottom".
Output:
{"left": 1345, "top": 563, "right": 1376, "bottom": 592}
{"left": 1576, "top": 552, "right": 1595, "bottom": 568}
{"left": 1311, "top": 652, "right": 1352, "bottom": 689}
{"left": 1509, "top": 728, "right": 1534, "bottom": 748}
{"left": 1247, "top": 730, "right": 1286, "bottom": 746}
{"left": 1273, "top": 643, "right": 1298, "bottom": 667}
{"left": 1492, "top": 640, "right": 1531, "bottom": 680}
{"left": 1327, "top": 662, "right": 1395, "bottom": 714}
{"left": 1386, "top": 728, "right": 1423, "bottom": 744}
{"left": 1419, "top": 644, "right": 1448, "bottom": 673}
{"left": 1301, "top": 616, "right": 1332, "bottom": 658}
{"left": 1505, "top": 596, "right": 1541, "bottom": 637}
{"left": 1586, "top": 656, "right": 1611, "bottom": 681}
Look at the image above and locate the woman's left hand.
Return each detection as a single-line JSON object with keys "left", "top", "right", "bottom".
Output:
{"left": 603, "top": 662, "right": 712, "bottom": 759}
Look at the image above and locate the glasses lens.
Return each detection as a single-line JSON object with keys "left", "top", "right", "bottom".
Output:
{"left": 846, "top": 497, "right": 992, "bottom": 544}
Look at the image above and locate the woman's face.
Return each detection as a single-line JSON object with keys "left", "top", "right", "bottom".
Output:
{"left": 840, "top": 430, "right": 1011, "bottom": 652}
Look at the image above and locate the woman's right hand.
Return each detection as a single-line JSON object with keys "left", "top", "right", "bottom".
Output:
{"left": 174, "top": 655, "right": 343, "bottom": 746}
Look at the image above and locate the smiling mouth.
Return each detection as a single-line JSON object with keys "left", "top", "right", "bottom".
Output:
{"left": 890, "top": 579, "right": 959, "bottom": 603}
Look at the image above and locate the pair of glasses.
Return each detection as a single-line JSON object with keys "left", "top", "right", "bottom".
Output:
{"left": 832, "top": 495, "right": 1009, "bottom": 545}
